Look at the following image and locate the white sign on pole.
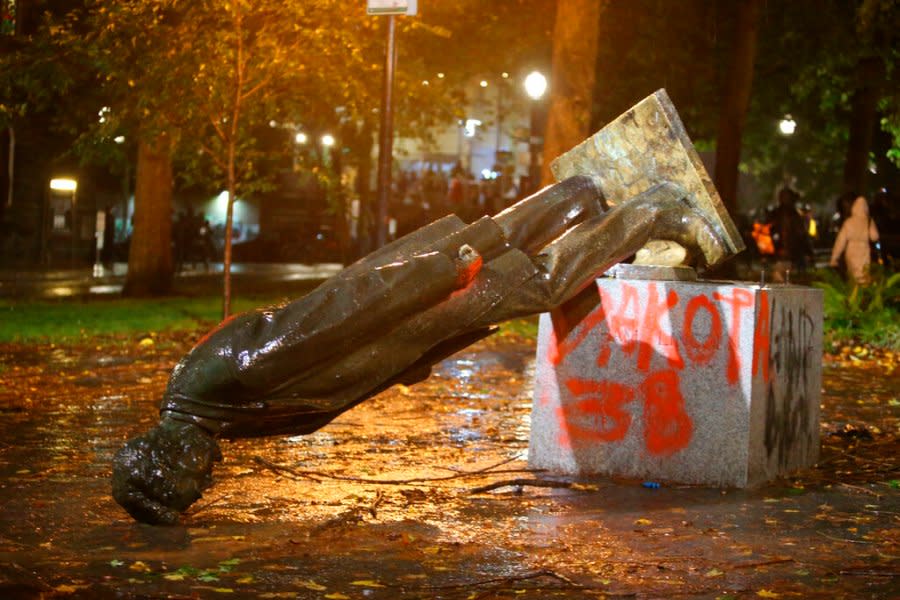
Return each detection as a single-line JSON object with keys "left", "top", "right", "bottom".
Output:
{"left": 367, "top": 0, "right": 417, "bottom": 16}
{"left": 95, "top": 210, "right": 106, "bottom": 250}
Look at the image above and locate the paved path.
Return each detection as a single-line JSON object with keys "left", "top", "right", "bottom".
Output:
{"left": 0, "top": 262, "right": 344, "bottom": 299}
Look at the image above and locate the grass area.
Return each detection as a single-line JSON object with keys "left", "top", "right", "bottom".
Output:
{"left": 814, "top": 266, "right": 900, "bottom": 351}
{"left": 497, "top": 316, "right": 540, "bottom": 339}
{"left": 3, "top": 267, "right": 896, "bottom": 350}
{"left": 0, "top": 290, "right": 545, "bottom": 346}
{"left": 0, "top": 294, "right": 297, "bottom": 342}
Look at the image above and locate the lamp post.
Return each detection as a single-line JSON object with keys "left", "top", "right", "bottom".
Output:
{"left": 292, "top": 131, "right": 307, "bottom": 171}
{"left": 321, "top": 133, "right": 336, "bottom": 166}
{"left": 495, "top": 72, "right": 510, "bottom": 160}
{"left": 778, "top": 115, "right": 797, "bottom": 185}
{"left": 375, "top": 14, "right": 397, "bottom": 249}
{"left": 368, "top": 0, "right": 417, "bottom": 248}
{"left": 523, "top": 70, "right": 547, "bottom": 195}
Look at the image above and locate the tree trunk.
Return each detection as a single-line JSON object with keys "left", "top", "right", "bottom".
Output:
{"left": 0, "top": 127, "right": 10, "bottom": 215}
{"left": 222, "top": 123, "right": 237, "bottom": 318}
{"left": 223, "top": 177, "right": 235, "bottom": 319}
{"left": 14, "top": 0, "right": 31, "bottom": 35}
{"left": 842, "top": 56, "right": 883, "bottom": 195}
{"left": 540, "top": 0, "right": 602, "bottom": 186}
{"left": 352, "top": 119, "right": 375, "bottom": 259}
{"left": 713, "top": 0, "right": 761, "bottom": 216}
{"left": 123, "top": 136, "right": 174, "bottom": 297}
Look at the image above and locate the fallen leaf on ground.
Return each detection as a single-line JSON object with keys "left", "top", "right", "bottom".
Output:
{"left": 351, "top": 579, "right": 385, "bottom": 587}
{"left": 296, "top": 579, "right": 327, "bottom": 591}
{"left": 54, "top": 584, "right": 89, "bottom": 593}
{"left": 129, "top": 561, "right": 151, "bottom": 573}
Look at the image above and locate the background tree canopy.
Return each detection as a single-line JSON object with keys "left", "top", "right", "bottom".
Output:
{"left": 592, "top": 0, "right": 899, "bottom": 210}
{"left": 0, "top": 0, "right": 897, "bottom": 296}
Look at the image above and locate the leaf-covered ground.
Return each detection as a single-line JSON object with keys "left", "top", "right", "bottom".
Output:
{"left": 0, "top": 331, "right": 897, "bottom": 599}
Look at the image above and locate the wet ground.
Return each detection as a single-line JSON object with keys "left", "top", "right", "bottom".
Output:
{"left": 0, "top": 330, "right": 897, "bottom": 599}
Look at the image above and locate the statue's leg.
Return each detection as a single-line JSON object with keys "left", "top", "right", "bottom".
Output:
{"left": 263, "top": 183, "right": 724, "bottom": 418}
{"left": 492, "top": 175, "right": 606, "bottom": 256}
{"left": 473, "top": 182, "right": 729, "bottom": 324}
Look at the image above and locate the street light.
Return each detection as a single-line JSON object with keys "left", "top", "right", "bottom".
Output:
{"left": 294, "top": 132, "right": 308, "bottom": 144}
{"left": 50, "top": 178, "right": 78, "bottom": 192}
{"left": 321, "top": 134, "right": 335, "bottom": 147}
{"left": 524, "top": 71, "right": 547, "bottom": 101}
{"left": 523, "top": 71, "right": 548, "bottom": 194}
{"left": 778, "top": 115, "right": 797, "bottom": 136}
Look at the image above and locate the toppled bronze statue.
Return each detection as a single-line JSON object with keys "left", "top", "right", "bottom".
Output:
{"left": 113, "top": 90, "right": 744, "bottom": 524}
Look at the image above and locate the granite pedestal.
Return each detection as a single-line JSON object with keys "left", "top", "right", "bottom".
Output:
{"left": 529, "top": 273, "right": 823, "bottom": 487}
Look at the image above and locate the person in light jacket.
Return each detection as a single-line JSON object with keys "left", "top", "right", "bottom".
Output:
{"left": 829, "top": 194, "right": 880, "bottom": 284}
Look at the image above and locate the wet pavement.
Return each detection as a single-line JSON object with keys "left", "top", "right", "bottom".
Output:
{"left": 0, "top": 331, "right": 898, "bottom": 599}
{"left": 0, "top": 263, "right": 344, "bottom": 299}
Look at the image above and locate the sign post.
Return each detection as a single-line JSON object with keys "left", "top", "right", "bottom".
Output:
{"left": 366, "top": 0, "right": 417, "bottom": 16}
{"left": 367, "top": 1, "right": 417, "bottom": 248}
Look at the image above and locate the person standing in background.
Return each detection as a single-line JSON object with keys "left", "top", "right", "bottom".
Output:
{"left": 770, "top": 187, "right": 810, "bottom": 281}
{"left": 830, "top": 194, "right": 880, "bottom": 284}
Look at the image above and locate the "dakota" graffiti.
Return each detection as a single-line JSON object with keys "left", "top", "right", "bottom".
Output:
{"left": 549, "top": 282, "right": 771, "bottom": 456}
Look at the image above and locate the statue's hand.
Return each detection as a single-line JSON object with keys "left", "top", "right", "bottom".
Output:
{"left": 112, "top": 419, "right": 222, "bottom": 525}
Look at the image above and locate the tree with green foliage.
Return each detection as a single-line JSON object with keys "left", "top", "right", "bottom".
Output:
{"left": 737, "top": 0, "right": 899, "bottom": 205}
{"left": 591, "top": 0, "right": 899, "bottom": 213}
{"left": 133, "top": 0, "right": 358, "bottom": 315}
{"left": 4, "top": 0, "right": 556, "bottom": 298}
{"left": 591, "top": 0, "right": 720, "bottom": 138}
{"left": 70, "top": 0, "right": 443, "bottom": 307}
{"left": 84, "top": 0, "right": 556, "bottom": 309}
